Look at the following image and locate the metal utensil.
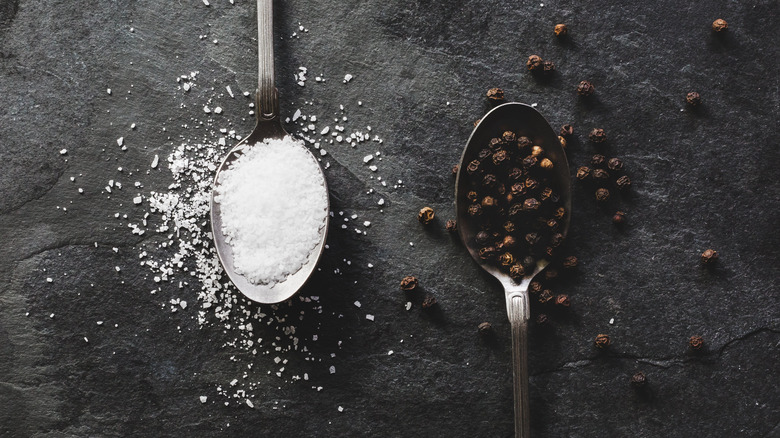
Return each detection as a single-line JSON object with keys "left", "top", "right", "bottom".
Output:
{"left": 209, "top": 0, "right": 329, "bottom": 304}
{"left": 455, "top": 103, "right": 571, "bottom": 437}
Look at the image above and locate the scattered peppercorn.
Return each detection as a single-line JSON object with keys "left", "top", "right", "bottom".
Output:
{"left": 418, "top": 207, "right": 435, "bottom": 225}
{"left": 554, "top": 294, "right": 570, "bottom": 307}
{"left": 562, "top": 256, "right": 578, "bottom": 268}
{"left": 486, "top": 88, "right": 505, "bottom": 103}
{"left": 400, "top": 276, "right": 418, "bottom": 291}
{"left": 560, "top": 124, "right": 574, "bottom": 137}
{"left": 445, "top": 219, "right": 457, "bottom": 233}
{"left": 421, "top": 294, "right": 438, "bottom": 309}
{"left": 595, "top": 188, "right": 610, "bottom": 202}
{"left": 594, "top": 333, "right": 611, "bottom": 349}
{"left": 451, "top": 164, "right": 459, "bottom": 175}
{"left": 577, "top": 80, "right": 595, "bottom": 97}
{"left": 712, "top": 18, "right": 728, "bottom": 32}
{"left": 689, "top": 335, "right": 704, "bottom": 350}
{"left": 701, "top": 249, "right": 718, "bottom": 265}
{"left": 542, "top": 60, "right": 555, "bottom": 75}
{"left": 478, "top": 321, "right": 492, "bottom": 334}
{"left": 589, "top": 128, "right": 607, "bottom": 143}
{"left": 576, "top": 166, "right": 592, "bottom": 180}
{"left": 607, "top": 157, "right": 624, "bottom": 171}
{"left": 554, "top": 23, "right": 568, "bottom": 37}
{"left": 686, "top": 91, "right": 702, "bottom": 106}
{"left": 615, "top": 175, "right": 632, "bottom": 190}
{"left": 592, "top": 168, "right": 610, "bottom": 181}
{"left": 536, "top": 314, "right": 548, "bottom": 325}
{"left": 612, "top": 211, "right": 626, "bottom": 225}
{"left": 526, "top": 55, "right": 543, "bottom": 71}
{"left": 630, "top": 372, "right": 647, "bottom": 388}
{"left": 591, "top": 154, "right": 606, "bottom": 167}
{"left": 558, "top": 136, "right": 567, "bottom": 149}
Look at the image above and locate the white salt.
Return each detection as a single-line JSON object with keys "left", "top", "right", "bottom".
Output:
{"left": 214, "top": 136, "right": 328, "bottom": 285}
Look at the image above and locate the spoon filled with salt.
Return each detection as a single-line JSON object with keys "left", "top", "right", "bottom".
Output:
{"left": 455, "top": 103, "right": 571, "bottom": 437}
{"left": 210, "top": 0, "right": 329, "bottom": 304}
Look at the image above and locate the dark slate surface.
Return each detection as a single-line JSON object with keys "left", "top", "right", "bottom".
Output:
{"left": 1, "top": 0, "right": 778, "bottom": 437}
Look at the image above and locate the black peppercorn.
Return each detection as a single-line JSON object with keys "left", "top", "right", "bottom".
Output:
{"left": 400, "top": 276, "right": 418, "bottom": 291}
{"left": 445, "top": 219, "right": 457, "bottom": 233}
{"left": 451, "top": 164, "right": 459, "bottom": 175}
{"left": 418, "top": 207, "right": 435, "bottom": 225}
{"left": 526, "top": 55, "right": 543, "bottom": 72}
{"left": 589, "top": 128, "right": 607, "bottom": 143}
{"left": 523, "top": 257, "right": 537, "bottom": 272}
{"left": 554, "top": 23, "right": 568, "bottom": 37}
{"left": 492, "top": 149, "right": 509, "bottom": 166}
{"left": 562, "top": 256, "right": 578, "bottom": 268}
{"left": 612, "top": 211, "right": 626, "bottom": 225}
{"left": 542, "top": 60, "right": 555, "bottom": 75}
{"left": 486, "top": 87, "right": 505, "bottom": 103}
{"left": 615, "top": 175, "right": 631, "bottom": 190}
{"left": 538, "top": 289, "right": 554, "bottom": 304}
{"left": 479, "top": 246, "right": 497, "bottom": 260}
{"left": 554, "top": 294, "right": 570, "bottom": 307}
{"left": 545, "top": 218, "right": 559, "bottom": 231}
{"left": 509, "top": 264, "right": 525, "bottom": 279}
{"left": 558, "top": 136, "right": 567, "bottom": 149}
{"left": 482, "top": 174, "right": 498, "bottom": 189}
{"left": 560, "top": 124, "right": 574, "bottom": 137}
{"left": 686, "top": 91, "right": 702, "bottom": 106}
{"left": 701, "top": 249, "right": 718, "bottom": 265}
{"left": 591, "top": 154, "right": 606, "bottom": 167}
{"left": 478, "top": 322, "right": 492, "bottom": 334}
{"left": 466, "top": 159, "right": 481, "bottom": 175}
{"left": 631, "top": 372, "right": 647, "bottom": 388}
{"left": 517, "top": 136, "right": 533, "bottom": 150}
{"left": 523, "top": 198, "right": 541, "bottom": 211}
{"left": 525, "top": 232, "right": 541, "bottom": 246}
{"left": 540, "top": 187, "right": 554, "bottom": 202}
{"left": 421, "top": 294, "right": 437, "bottom": 309}
{"left": 479, "top": 147, "right": 493, "bottom": 160}
{"left": 549, "top": 233, "right": 564, "bottom": 248}
{"left": 501, "top": 235, "right": 518, "bottom": 250}
{"left": 467, "top": 203, "right": 483, "bottom": 217}
{"left": 508, "top": 203, "right": 523, "bottom": 217}
{"left": 503, "top": 221, "right": 516, "bottom": 234}
{"left": 595, "top": 188, "right": 610, "bottom": 202}
{"left": 508, "top": 168, "right": 525, "bottom": 181}
{"left": 502, "top": 131, "right": 516, "bottom": 143}
{"left": 522, "top": 155, "right": 538, "bottom": 169}
{"left": 481, "top": 196, "right": 498, "bottom": 209}
{"left": 499, "top": 252, "right": 515, "bottom": 266}
{"left": 592, "top": 169, "right": 610, "bottom": 180}
{"left": 577, "top": 80, "right": 595, "bottom": 96}
{"left": 544, "top": 268, "right": 558, "bottom": 281}
{"left": 712, "top": 18, "right": 728, "bottom": 32}
{"left": 540, "top": 158, "right": 554, "bottom": 170}
{"left": 576, "top": 166, "right": 591, "bottom": 180}
{"left": 467, "top": 190, "right": 479, "bottom": 203}
{"left": 531, "top": 145, "right": 544, "bottom": 157}
{"left": 689, "top": 335, "right": 704, "bottom": 350}
{"left": 594, "top": 333, "right": 611, "bottom": 349}
{"left": 525, "top": 178, "right": 540, "bottom": 190}
{"left": 554, "top": 207, "right": 566, "bottom": 220}
{"left": 607, "top": 157, "right": 624, "bottom": 171}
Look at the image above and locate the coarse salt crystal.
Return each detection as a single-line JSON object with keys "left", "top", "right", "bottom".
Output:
{"left": 343, "top": 74, "right": 353, "bottom": 83}
{"left": 117, "top": 137, "right": 124, "bottom": 146}
{"left": 151, "top": 155, "right": 159, "bottom": 168}
{"left": 329, "top": 366, "right": 336, "bottom": 374}
{"left": 353, "top": 301, "right": 361, "bottom": 308}
{"left": 365, "top": 314, "right": 374, "bottom": 321}
{"left": 363, "top": 155, "right": 373, "bottom": 163}
{"left": 59, "top": 149, "right": 67, "bottom": 155}
{"left": 200, "top": 396, "right": 208, "bottom": 403}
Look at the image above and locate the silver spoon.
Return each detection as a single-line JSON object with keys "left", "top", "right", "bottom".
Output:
{"left": 455, "top": 102, "right": 571, "bottom": 438}
{"left": 209, "top": 0, "right": 329, "bottom": 304}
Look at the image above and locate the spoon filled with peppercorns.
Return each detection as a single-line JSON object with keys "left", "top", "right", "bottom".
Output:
{"left": 455, "top": 102, "right": 571, "bottom": 438}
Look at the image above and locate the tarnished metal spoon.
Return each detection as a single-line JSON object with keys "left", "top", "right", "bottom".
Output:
{"left": 210, "top": 0, "right": 329, "bottom": 304}
{"left": 455, "top": 102, "right": 571, "bottom": 438}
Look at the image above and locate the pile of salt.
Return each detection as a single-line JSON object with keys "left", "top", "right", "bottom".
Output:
{"left": 214, "top": 136, "right": 327, "bottom": 285}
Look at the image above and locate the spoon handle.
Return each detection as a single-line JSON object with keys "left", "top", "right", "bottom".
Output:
{"left": 256, "top": 0, "right": 278, "bottom": 120}
{"left": 506, "top": 290, "right": 531, "bottom": 438}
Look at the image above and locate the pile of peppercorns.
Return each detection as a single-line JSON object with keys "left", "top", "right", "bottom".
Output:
{"left": 462, "top": 129, "right": 567, "bottom": 281}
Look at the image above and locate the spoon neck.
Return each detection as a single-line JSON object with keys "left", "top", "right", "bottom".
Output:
{"left": 257, "top": 0, "right": 277, "bottom": 120}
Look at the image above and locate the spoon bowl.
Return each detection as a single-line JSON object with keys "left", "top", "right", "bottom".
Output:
{"left": 209, "top": 0, "right": 329, "bottom": 304}
{"left": 455, "top": 102, "right": 570, "bottom": 437}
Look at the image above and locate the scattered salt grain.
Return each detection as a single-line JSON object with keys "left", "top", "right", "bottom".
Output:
{"left": 353, "top": 301, "right": 361, "bottom": 308}
{"left": 133, "top": 196, "right": 143, "bottom": 205}
{"left": 363, "top": 155, "right": 373, "bottom": 163}
{"left": 59, "top": 149, "right": 67, "bottom": 155}
{"left": 343, "top": 74, "right": 353, "bottom": 83}
{"left": 365, "top": 314, "right": 374, "bottom": 321}
{"left": 151, "top": 155, "right": 159, "bottom": 168}
{"left": 117, "top": 137, "right": 124, "bottom": 147}
{"left": 245, "top": 400, "right": 254, "bottom": 408}
{"left": 338, "top": 406, "right": 344, "bottom": 412}
{"left": 200, "top": 396, "right": 208, "bottom": 404}
{"left": 329, "top": 366, "right": 336, "bottom": 374}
